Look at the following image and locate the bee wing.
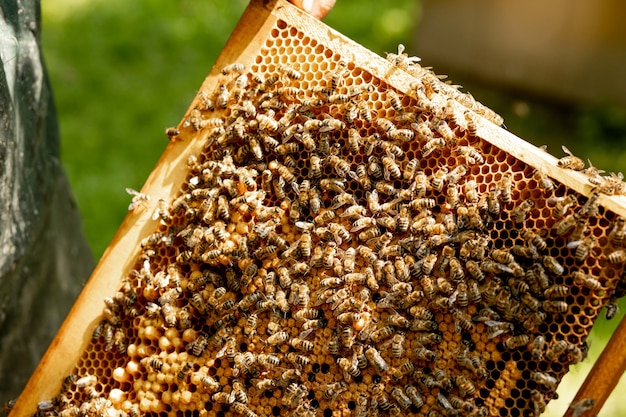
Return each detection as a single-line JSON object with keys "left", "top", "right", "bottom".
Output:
{"left": 561, "top": 145, "right": 573, "bottom": 156}
{"left": 125, "top": 187, "right": 140, "bottom": 197}
{"left": 566, "top": 240, "right": 583, "bottom": 249}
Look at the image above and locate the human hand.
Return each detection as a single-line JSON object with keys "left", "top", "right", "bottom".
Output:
{"left": 288, "top": 0, "right": 336, "bottom": 19}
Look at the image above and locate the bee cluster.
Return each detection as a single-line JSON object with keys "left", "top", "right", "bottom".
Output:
{"left": 33, "top": 19, "right": 626, "bottom": 417}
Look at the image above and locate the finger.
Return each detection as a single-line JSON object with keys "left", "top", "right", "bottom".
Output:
{"left": 289, "top": 0, "right": 336, "bottom": 20}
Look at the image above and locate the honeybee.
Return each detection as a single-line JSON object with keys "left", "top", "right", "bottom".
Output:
{"left": 510, "top": 199, "right": 534, "bottom": 224}
{"left": 532, "top": 371, "right": 558, "bottom": 390}
{"left": 198, "top": 90, "right": 215, "bottom": 111}
{"left": 421, "top": 137, "right": 445, "bottom": 158}
{"left": 455, "top": 375, "right": 476, "bottom": 397}
{"left": 531, "top": 390, "right": 547, "bottom": 416}
{"left": 411, "top": 345, "right": 436, "bottom": 362}
{"left": 463, "top": 179, "right": 479, "bottom": 203}
{"left": 572, "top": 271, "right": 602, "bottom": 290}
{"left": 533, "top": 169, "right": 556, "bottom": 193}
{"left": 543, "top": 255, "right": 565, "bottom": 275}
{"left": 569, "top": 398, "right": 596, "bottom": 417}
{"left": 457, "top": 145, "right": 484, "bottom": 165}
{"left": 545, "top": 339, "right": 568, "bottom": 362}
{"left": 338, "top": 356, "right": 361, "bottom": 379}
{"left": 449, "top": 394, "right": 476, "bottom": 413}
{"left": 370, "top": 325, "right": 395, "bottom": 343}
{"left": 466, "top": 260, "right": 485, "bottom": 281}
{"left": 141, "top": 232, "right": 165, "bottom": 249}
{"left": 232, "top": 403, "right": 257, "bottom": 417}
{"left": 543, "top": 300, "right": 568, "bottom": 313}
{"left": 405, "top": 385, "right": 424, "bottom": 409}
{"left": 254, "top": 378, "right": 276, "bottom": 392}
{"left": 550, "top": 195, "right": 577, "bottom": 219}
{"left": 266, "top": 331, "right": 289, "bottom": 346}
{"left": 277, "top": 64, "right": 302, "bottom": 81}
{"left": 557, "top": 145, "right": 585, "bottom": 171}
{"left": 364, "top": 346, "right": 389, "bottom": 372}
{"left": 257, "top": 353, "right": 280, "bottom": 367}
{"left": 566, "top": 235, "right": 598, "bottom": 261}
{"left": 453, "top": 309, "right": 474, "bottom": 332}
{"left": 608, "top": 249, "right": 626, "bottom": 264}
{"left": 286, "top": 352, "right": 311, "bottom": 368}
{"left": 502, "top": 334, "right": 530, "bottom": 350}
{"left": 487, "top": 189, "right": 501, "bottom": 215}
{"left": 606, "top": 296, "right": 620, "bottom": 319}
{"left": 609, "top": 216, "right": 626, "bottom": 247}
{"left": 221, "top": 62, "right": 245, "bottom": 75}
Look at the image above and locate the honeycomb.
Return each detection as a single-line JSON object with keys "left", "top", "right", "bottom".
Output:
{"left": 14, "top": 1, "right": 626, "bottom": 417}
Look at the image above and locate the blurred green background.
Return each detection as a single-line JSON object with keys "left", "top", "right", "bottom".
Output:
{"left": 41, "top": 0, "right": 626, "bottom": 416}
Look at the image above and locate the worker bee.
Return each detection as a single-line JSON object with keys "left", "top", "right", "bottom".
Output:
{"left": 214, "top": 83, "right": 230, "bottom": 109}
{"left": 266, "top": 331, "right": 289, "bottom": 346}
{"left": 286, "top": 352, "right": 311, "bottom": 368}
{"left": 382, "top": 89, "right": 403, "bottom": 113}
{"left": 257, "top": 353, "right": 280, "bottom": 367}
{"left": 337, "top": 356, "right": 361, "bottom": 379}
{"left": 606, "top": 296, "right": 620, "bottom": 319}
{"left": 379, "top": 156, "right": 401, "bottom": 182}
{"left": 572, "top": 271, "right": 602, "bottom": 290}
{"left": 557, "top": 145, "right": 585, "bottom": 171}
{"left": 422, "top": 137, "right": 446, "bottom": 158}
{"left": 326, "top": 154, "right": 351, "bottom": 179}
{"left": 386, "top": 127, "right": 413, "bottom": 142}
{"left": 254, "top": 378, "right": 276, "bottom": 392}
{"left": 510, "top": 199, "right": 534, "bottom": 224}
{"left": 544, "top": 339, "right": 568, "bottom": 362}
{"left": 532, "top": 371, "right": 558, "bottom": 390}
{"left": 543, "top": 255, "right": 565, "bottom": 275}
{"left": 531, "top": 390, "right": 547, "bottom": 416}
{"left": 569, "top": 398, "right": 596, "bottom": 417}
{"left": 533, "top": 169, "right": 556, "bottom": 193}
{"left": 490, "top": 248, "right": 514, "bottom": 265}
{"left": 198, "top": 90, "right": 215, "bottom": 111}
{"left": 486, "top": 189, "right": 501, "bottom": 215}
{"left": 457, "top": 145, "right": 485, "bottom": 165}
{"left": 277, "top": 64, "right": 302, "bottom": 81}
{"left": 551, "top": 194, "right": 578, "bottom": 218}
{"left": 502, "top": 334, "right": 530, "bottom": 350}
{"left": 455, "top": 375, "right": 476, "bottom": 397}
{"left": 141, "top": 232, "right": 164, "bottom": 249}
{"left": 465, "top": 260, "right": 485, "bottom": 281}
{"left": 221, "top": 62, "right": 245, "bottom": 75}
{"left": 453, "top": 309, "right": 474, "bottom": 332}
{"left": 543, "top": 300, "right": 568, "bottom": 314}
{"left": 412, "top": 345, "right": 436, "bottom": 361}
{"left": 608, "top": 249, "right": 626, "bottom": 264}
{"left": 567, "top": 235, "right": 598, "bottom": 261}
{"left": 496, "top": 172, "right": 513, "bottom": 203}
{"left": 212, "top": 391, "right": 236, "bottom": 405}
{"left": 609, "top": 216, "right": 626, "bottom": 247}
{"left": 365, "top": 346, "right": 389, "bottom": 372}
{"left": 462, "top": 179, "right": 479, "bottom": 203}
{"left": 520, "top": 229, "right": 547, "bottom": 252}
{"left": 367, "top": 324, "right": 394, "bottom": 343}
{"left": 404, "top": 385, "right": 424, "bottom": 409}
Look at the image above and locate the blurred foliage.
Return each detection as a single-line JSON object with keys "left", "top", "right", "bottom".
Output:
{"left": 41, "top": 1, "right": 626, "bottom": 415}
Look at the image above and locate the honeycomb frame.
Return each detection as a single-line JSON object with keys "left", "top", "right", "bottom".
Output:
{"left": 12, "top": 1, "right": 626, "bottom": 416}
